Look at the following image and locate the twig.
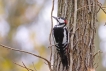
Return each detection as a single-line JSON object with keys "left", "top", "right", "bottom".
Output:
{"left": 0, "top": 44, "right": 52, "bottom": 71}
{"left": 93, "top": 50, "right": 102, "bottom": 69}
{"left": 32, "top": 62, "right": 37, "bottom": 71}
{"left": 93, "top": 50, "right": 102, "bottom": 58}
{"left": 97, "top": 1, "right": 106, "bottom": 14}
{"left": 14, "top": 62, "right": 34, "bottom": 71}
{"left": 44, "top": 62, "right": 54, "bottom": 66}
{"left": 49, "top": 0, "right": 55, "bottom": 63}
{"left": 97, "top": 7, "right": 101, "bottom": 13}
{"left": 97, "top": 1, "right": 106, "bottom": 26}
{"left": 22, "top": 62, "right": 30, "bottom": 71}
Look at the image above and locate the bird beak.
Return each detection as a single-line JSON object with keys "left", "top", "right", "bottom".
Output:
{"left": 52, "top": 16, "right": 58, "bottom": 20}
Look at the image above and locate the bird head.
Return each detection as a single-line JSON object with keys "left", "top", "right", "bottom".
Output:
{"left": 52, "top": 16, "right": 67, "bottom": 25}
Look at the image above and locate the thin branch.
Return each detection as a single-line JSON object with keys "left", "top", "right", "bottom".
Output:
{"left": 32, "top": 62, "right": 37, "bottom": 71}
{"left": 49, "top": 0, "right": 55, "bottom": 63}
{"left": 0, "top": 44, "right": 52, "bottom": 71}
{"left": 93, "top": 50, "right": 102, "bottom": 58}
{"left": 71, "top": 0, "right": 77, "bottom": 49}
{"left": 77, "top": 0, "right": 106, "bottom": 14}
{"left": 96, "top": 1, "right": 106, "bottom": 26}
{"left": 97, "top": 1, "right": 106, "bottom": 14}
{"left": 93, "top": 50, "right": 102, "bottom": 69}
{"left": 97, "top": 7, "right": 101, "bottom": 13}
{"left": 14, "top": 62, "right": 34, "bottom": 71}
{"left": 22, "top": 62, "right": 30, "bottom": 71}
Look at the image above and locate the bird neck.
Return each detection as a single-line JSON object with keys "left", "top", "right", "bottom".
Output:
{"left": 56, "top": 23, "right": 66, "bottom": 28}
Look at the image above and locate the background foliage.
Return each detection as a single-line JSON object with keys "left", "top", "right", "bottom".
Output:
{"left": 0, "top": 0, "right": 106, "bottom": 71}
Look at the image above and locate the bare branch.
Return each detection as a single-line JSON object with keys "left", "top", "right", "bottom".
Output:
{"left": 32, "top": 62, "right": 37, "bottom": 71}
{"left": 77, "top": 0, "right": 106, "bottom": 14}
{"left": 93, "top": 50, "right": 102, "bottom": 58}
{"left": 0, "top": 44, "right": 52, "bottom": 71}
{"left": 97, "top": 1, "right": 106, "bottom": 14}
{"left": 22, "top": 62, "right": 30, "bottom": 71}
{"left": 93, "top": 50, "right": 102, "bottom": 69}
{"left": 14, "top": 62, "right": 34, "bottom": 71}
{"left": 49, "top": 0, "right": 55, "bottom": 63}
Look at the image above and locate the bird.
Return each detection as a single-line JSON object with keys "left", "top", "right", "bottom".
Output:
{"left": 52, "top": 16, "right": 70, "bottom": 70}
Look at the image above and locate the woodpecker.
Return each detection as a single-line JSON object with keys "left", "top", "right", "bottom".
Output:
{"left": 52, "top": 16, "right": 70, "bottom": 70}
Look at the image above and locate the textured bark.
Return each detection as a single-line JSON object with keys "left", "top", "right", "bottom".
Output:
{"left": 53, "top": 0, "right": 97, "bottom": 71}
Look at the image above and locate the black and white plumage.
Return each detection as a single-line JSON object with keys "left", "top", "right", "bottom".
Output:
{"left": 52, "top": 16, "right": 70, "bottom": 70}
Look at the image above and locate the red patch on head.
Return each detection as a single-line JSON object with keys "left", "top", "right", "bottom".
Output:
{"left": 65, "top": 20, "right": 67, "bottom": 24}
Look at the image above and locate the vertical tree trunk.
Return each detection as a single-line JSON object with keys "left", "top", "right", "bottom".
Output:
{"left": 53, "top": 0, "right": 97, "bottom": 71}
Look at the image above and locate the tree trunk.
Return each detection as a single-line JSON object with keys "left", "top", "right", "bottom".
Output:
{"left": 53, "top": 0, "right": 97, "bottom": 71}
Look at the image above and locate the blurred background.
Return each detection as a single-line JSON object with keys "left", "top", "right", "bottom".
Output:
{"left": 0, "top": 0, "right": 105, "bottom": 71}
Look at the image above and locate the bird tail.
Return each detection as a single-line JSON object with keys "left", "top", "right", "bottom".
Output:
{"left": 59, "top": 49, "right": 70, "bottom": 70}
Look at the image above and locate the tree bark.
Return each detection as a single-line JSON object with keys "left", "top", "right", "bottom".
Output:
{"left": 53, "top": 0, "right": 97, "bottom": 71}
